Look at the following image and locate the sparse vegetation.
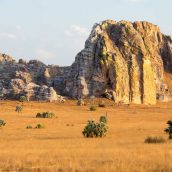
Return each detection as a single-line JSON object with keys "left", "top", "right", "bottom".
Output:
{"left": 0, "top": 119, "right": 6, "bottom": 128}
{"left": 35, "top": 124, "right": 45, "bottom": 129}
{"left": 99, "top": 115, "right": 107, "bottom": 124}
{"left": 19, "top": 96, "right": 27, "bottom": 105}
{"left": 82, "top": 116, "right": 108, "bottom": 138}
{"left": 15, "top": 105, "right": 23, "bottom": 114}
{"left": 26, "top": 125, "right": 33, "bottom": 129}
{"left": 164, "top": 120, "right": 172, "bottom": 139}
{"left": 144, "top": 136, "right": 166, "bottom": 144}
{"left": 89, "top": 105, "right": 97, "bottom": 111}
{"left": 1, "top": 100, "right": 172, "bottom": 171}
{"left": 36, "top": 112, "right": 55, "bottom": 118}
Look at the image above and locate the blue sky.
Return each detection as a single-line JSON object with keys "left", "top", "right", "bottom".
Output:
{"left": 0, "top": 0, "right": 171, "bottom": 66}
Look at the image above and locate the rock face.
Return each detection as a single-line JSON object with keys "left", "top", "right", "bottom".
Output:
{"left": 61, "top": 20, "right": 172, "bottom": 105}
{"left": 0, "top": 54, "right": 65, "bottom": 102}
{"left": 0, "top": 20, "right": 172, "bottom": 105}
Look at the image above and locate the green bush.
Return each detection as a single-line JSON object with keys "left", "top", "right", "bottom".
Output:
{"left": 19, "top": 96, "right": 27, "bottom": 104}
{"left": 35, "top": 124, "right": 45, "bottom": 129}
{"left": 0, "top": 120, "right": 6, "bottom": 128}
{"left": 99, "top": 115, "right": 107, "bottom": 124}
{"left": 144, "top": 136, "right": 166, "bottom": 144}
{"left": 165, "top": 120, "right": 172, "bottom": 139}
{"left": 89, "top": 106, "right": 97, "bottom": 111}
{"left": 15, "top": 105, "right": 23, "bottom": 113}
{"left": 36, "top": 112, "right": 55, "bottom": 118}
{"left": 82, "top": 116, "right": 108, "bottom": 138}
{"left": 98, "top": 101, "right": 106, "bottom": 108}
{"left": 26, "top": 125, "right": 33, "bottom": 129}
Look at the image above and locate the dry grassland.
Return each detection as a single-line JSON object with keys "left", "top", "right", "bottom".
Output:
{"left": 0, "top": 100, "right": 172, "bottom": 172}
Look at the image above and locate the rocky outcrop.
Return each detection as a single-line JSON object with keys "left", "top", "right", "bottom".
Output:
{"left": 0, "top": 20, "right": 172, "bottom": 105}
{"left": 0, "top": 55, "right": 65, "bottom": 102}
{"left": 61, "top": 20, "right": 172, "bottom": 105}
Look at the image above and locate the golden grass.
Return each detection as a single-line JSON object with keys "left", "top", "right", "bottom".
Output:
{"left": 0, "top": 100, "right": 172, "bottom": 172}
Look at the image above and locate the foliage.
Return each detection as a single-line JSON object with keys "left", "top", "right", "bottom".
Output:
{"left": 36, "top": 112, "right": 55, "bottom": 118}
{"left": 99, "top": 115, "right": 107, "bottom": 124}
{"left": 19, "top": 96, "right": 27, "bottom": 104}
{"left": 164, "top": 120, "right": 172, "bottom": 139}
{"left": 15, "top": 105, "right": 23, "bottom": 113}
{"left": 144, "top": 136, "right": 166, "bottom": 144}
{"left": 89, "top": 106, "right": 97, "bottom": 111}
{"left": 0, "top": 120, "right": 6, "bottom": 128}
{"left": 82, "top": 116, "right": 108, "bottom": 138}
{"left": 26, "top": 125, "right": 33, "bottom": 129}
{"left": 35, "top": 124, "right": 45, "bottom": 129}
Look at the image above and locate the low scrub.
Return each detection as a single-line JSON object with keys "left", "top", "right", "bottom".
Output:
{"left": 0, "top": 120, "right": 6, "bottom": 128}
{"left": 15, "top": 105, "right": 23, "bottom": 113}
{"left": 164, "top": 120, "right": 172, "bottom": 139}
{"left": 36, "top": 112, "right": 55, "bottom": 118}
{"left": 89, "top": 106, "right": 97, "bottom": 111}
{"left": 26, "top": 124, "right": 45, "bottom": 129}
{"left": 35, "top": 124, "right": 45, "bottom": 129}
{"left": 82, "top": 116, "right": 108, "bottom": 138}
{"left": 144, "top": 136, "right": 166, "bottom": 144}
{"left": 26, "top": 125, "right": 33, "bottom": 129}
{"left": 19, "top": 96, "right": 27, "bottom": 104}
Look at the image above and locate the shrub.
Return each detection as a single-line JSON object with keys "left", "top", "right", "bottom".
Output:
{"left": 26, "top": 125, "right": 33, "bottom": 129}
{"left": 82, "top": 116, "right": 108, "bottom": 138}
{"left": 15, "top": 105, "right": 23, "bottom": 113}
{"left": 19, "top": 96, "right": 27, "bottom": 104}
{"left": 77, "top": 99, "right": 85, "bottom": 106}
{"left": 144, "top": 136, "right": 166, "bottom": 144}
{"left": 35, "top": 124, "right": 45, "bottom": 129}
{"left": 99, "top": 115, "right": 107, "bottom": 124}
{"left": 89, "top": 106, "right": 97, "bottom": 111}
{"left": 98, "top": 101, "right": 106, "bottom": 108}
{"left": 0, "top": 120, "right": 6, "bottom": 128}
{"left": 165, "top": 120, "right": 172, "bottom": 139}
{"left": 36, "top": 112, "right": 55, "bottom": 118}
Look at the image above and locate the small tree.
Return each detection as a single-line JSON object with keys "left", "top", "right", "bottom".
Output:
{"left": 15, "top": 105, "right": 23, "bottom": 114}
{"left": 19, "top": 96, "right": 27, "bottom": 105}
{"left": 82, "top": 116, "right": 108, "bottom": 138}
{"left": 165, "top": 120, "right": 172, "bottom": 139}
{"left": 89, "top": 105, "right": 97, "bottom": 111}
{"left": 0, "top": 120, "right": 6, "bottom": 128}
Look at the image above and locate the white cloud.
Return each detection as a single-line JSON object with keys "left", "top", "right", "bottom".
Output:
{"left": 65, "top": 25, "right": 89, "bottom": 37}
{"left": 0, "top": 33, "right": 16, "bottom": 39}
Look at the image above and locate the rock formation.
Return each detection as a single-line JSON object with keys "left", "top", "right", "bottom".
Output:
{"left": 60, "top": 20, "right": 172, "bottom": 105}
{"left": 0, "top": 20, "right": 172, "bottom": 104}
{"left": 0, "top": 54, "right": 65, "bottom": 102}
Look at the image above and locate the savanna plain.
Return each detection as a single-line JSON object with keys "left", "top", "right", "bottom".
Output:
{"left": 0, "top": 100, "right": 172, "bottom": 172}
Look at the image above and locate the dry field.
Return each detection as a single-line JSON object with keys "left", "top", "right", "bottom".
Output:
{"left": 0, "top": 100, "right": 172, "bottom": 172}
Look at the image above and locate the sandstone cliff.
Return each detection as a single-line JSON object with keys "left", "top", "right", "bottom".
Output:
{"left": 61, "top": 20, "right": 172, "bottom": 105}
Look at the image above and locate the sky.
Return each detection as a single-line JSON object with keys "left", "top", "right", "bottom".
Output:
{"left": 0, "top": 0, "right": 171, "bottom": 66}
